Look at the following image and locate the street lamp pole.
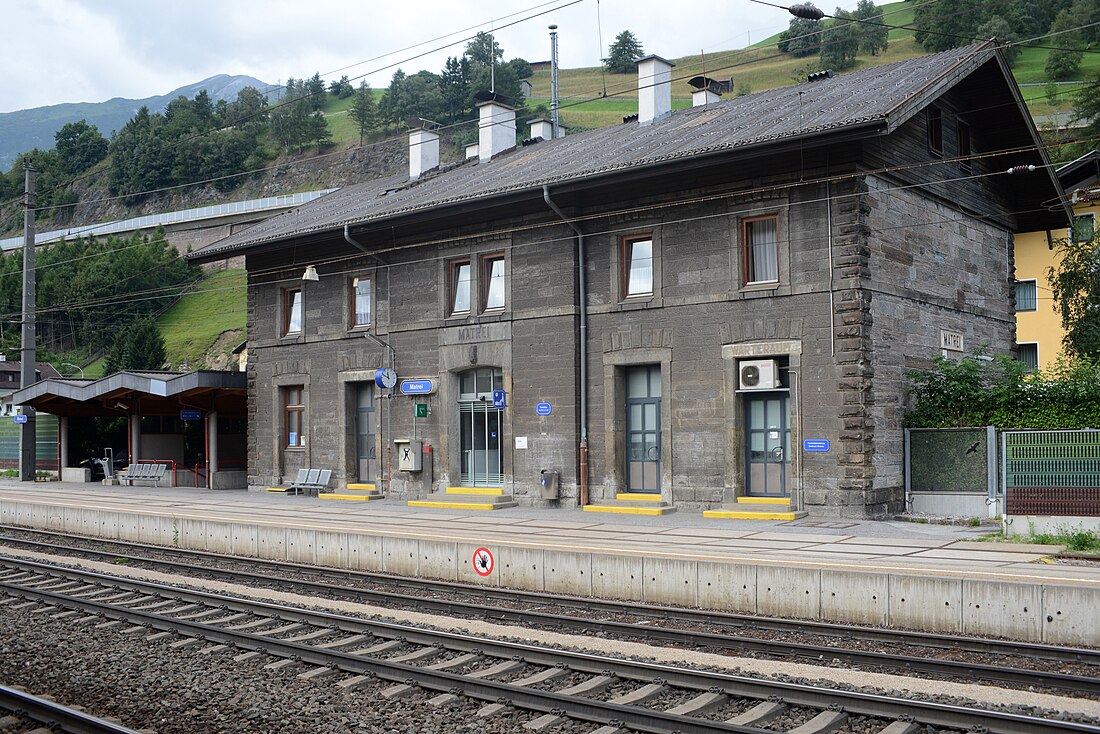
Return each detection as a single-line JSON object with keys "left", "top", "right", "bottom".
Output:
{"left": 60, "top": 363, "right": 84, "bottom": 378}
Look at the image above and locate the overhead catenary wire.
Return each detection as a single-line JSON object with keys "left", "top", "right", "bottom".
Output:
{"left": 12, "top": 9, "right": 1098, "bottom": 218}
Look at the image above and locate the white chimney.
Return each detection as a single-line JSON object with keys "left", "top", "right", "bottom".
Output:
{"left": 693, "top": 88, "right": 719, "bottom": 107}
{"left": 688, "top": 76, "right": 732, "bottom": 107}
{"left": 636, "top": 54, "right": 675, "bottom": 126}
{"left": 465, "top": 143, "right": 480, "bottom": 159}
{"left": 407, "top": 119, "right": 440, "bottom": 181}
{"left": 477, "top": 98, "right": 516, "bottom": 161}
{"left": 529, "top": 118, "right": 553, "bottom": 141}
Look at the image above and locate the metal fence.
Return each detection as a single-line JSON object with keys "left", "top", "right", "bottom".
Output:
{"left": 1003, "top": 429, "right": 1100, "bottom": 516}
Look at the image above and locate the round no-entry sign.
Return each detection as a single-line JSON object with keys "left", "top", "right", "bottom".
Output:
{"left": 472, "top": 547, "right": 494, "bottom": 576}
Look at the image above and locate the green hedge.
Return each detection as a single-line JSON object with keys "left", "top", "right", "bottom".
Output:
{"left": 905, "top": 355, "right": 1100, "bottom": 430}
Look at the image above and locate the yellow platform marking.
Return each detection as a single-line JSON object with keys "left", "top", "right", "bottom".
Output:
{"left": 265, "top": 487, "right": 288, "bottom": 493}
{"left": 583, "top": 505, "right": 672, "bottom": 516}
{"left": 347, "top": 483, "right": 376, "bottom": 491}
{"left": 408, "top": 500, "right": 501, "bottom": 511}
{"left": 319, "top": 493, "right": 382, "bottom": 502}
{"left": 615, "top": 493, "right": 662, "bottom": 502}
{"left": 445, "top": 487, "right": 504, "bottom": 496}
{"left": 704, "top": 510, "right": 799, "bottom": 520}
{"left": 736, "top": 496, "right": 791, "bottom": 505}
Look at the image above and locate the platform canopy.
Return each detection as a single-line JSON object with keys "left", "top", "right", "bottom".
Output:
{"left": 11, "top": 370, "right": 246, "bottom": 418}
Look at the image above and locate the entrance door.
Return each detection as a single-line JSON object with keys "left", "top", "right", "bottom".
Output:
{"left": 458, "top": 367, "right": 504, "bottom": 486}
{"left": 625, "top": 365, "right": 661, "bottom": 492}
{"left": 355, "top": 383, "right": 376, "bottom": 483}
{"left": 745, "top": 393, "right": 790, "bottom": 497}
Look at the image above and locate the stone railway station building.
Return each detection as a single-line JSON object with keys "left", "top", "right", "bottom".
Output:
{"left": 190, "top": 43, "right": 1069, "bottom": 518}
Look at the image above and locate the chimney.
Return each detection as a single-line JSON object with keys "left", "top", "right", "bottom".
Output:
{"left": 688, "top": 76, "right": 732, "bottom": 107}
{"left": 636, "top": 54, "right": 675, "bottom": 125}
{"left": 407, "top": 118, "right": 440, "bottom": 181}
{"left": 529, "top": 118, "right": 553, "bottom": 141}
{"left": 476, "top": 93, "right": 517, "bottom": 161}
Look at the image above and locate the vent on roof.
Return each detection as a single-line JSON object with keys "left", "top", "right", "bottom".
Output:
{"left": 623, "top": 113, "right": 639, "bottom": 124}
{"left": 688, "top": 76, "right": 733, "bottom": 107}
{"left": 807, "top": 69, "right": 834, "bottom": 82}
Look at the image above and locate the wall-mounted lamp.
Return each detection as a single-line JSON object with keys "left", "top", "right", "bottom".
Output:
{"left": 114, "top": 401, "right": 129, "bottom": 410}
{"left": 302, "top": 265, "right": 320, "bottom": 282}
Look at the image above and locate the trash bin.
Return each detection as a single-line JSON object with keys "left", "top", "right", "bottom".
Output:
{"left": 539, "top": 469, "right": 559, "bottom": 500}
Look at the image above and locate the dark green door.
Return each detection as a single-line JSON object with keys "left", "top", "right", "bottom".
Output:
{"left": 625, "top": 365, "right": 661, "bottom": 492}
{"left": 745, "top": 393, "right": 790, "bottom": 497}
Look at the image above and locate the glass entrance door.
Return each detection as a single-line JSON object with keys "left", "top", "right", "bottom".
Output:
{"left": 745, "top": 393, "right": 790, "bottom": 497}
{"left": 625, "top": 365, "right": 661, "bottom": 492}
{"left": 355, "top": 383, "right": 376, "bottom": 483}
{"left": 458, "top": 367, "right": 504, "bottom": 486}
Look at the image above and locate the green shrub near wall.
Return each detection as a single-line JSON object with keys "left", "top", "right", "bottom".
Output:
{"left": 905, "top": 355, "right": 1100, "bottom": 430}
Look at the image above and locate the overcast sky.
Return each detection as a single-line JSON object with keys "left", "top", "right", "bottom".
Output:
{"left": 3, "top": 0, "right": 866, "bottom": 114}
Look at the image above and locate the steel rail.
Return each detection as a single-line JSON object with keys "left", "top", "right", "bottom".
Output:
{"left": 0, "top": 684, "right": 145, "bottom": 734}
{"left": 1, "top": 557, "right": 1096, "bottom": 734}
{"left": 1, "top": 529, "right": 1097, "bottom": 690}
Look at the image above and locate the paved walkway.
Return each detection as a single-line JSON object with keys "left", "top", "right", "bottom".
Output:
{"left": 1, "top": 481, "right": 1096, "bottom": 586}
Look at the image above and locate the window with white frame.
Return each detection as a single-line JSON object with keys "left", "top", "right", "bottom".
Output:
{"left": 621, "top": 236, "right": 653, "bottom": 299}
{"left": 350, "top": 276, "right": 371, "bottom": 328}
{"left": 742, "top": 214, "right": 779, "bottom": 285}
{"left": 1016, "top": 343, "right": 1038, "bottom": 373}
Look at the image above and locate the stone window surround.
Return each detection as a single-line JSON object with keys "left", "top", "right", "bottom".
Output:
{"left": 721, "top": 339, "right": 802, "bottom": 505}
{"left": 601, "top": 347, "right": 673, "bottom": 501}
{"left": 733, "top": 203, "right": 790, "bottom": 297}
{"left": 610, "top": 229, "right": 663, "bottom": 309}
{"left": 269, "top": 372, "right": 311, "bottom": 482}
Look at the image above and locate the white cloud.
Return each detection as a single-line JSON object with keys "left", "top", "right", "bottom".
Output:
{"left": 1, "top": 0, "right": 861, "bottom": 113}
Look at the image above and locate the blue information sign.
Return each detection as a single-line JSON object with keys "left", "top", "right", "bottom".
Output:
{"left": 399, "top": 379, "right": 435, "bottom": 395}
{"left": 180, "top": 409, "right": 202, "bottom": 421}
{"left": 535, "top": 402, "right": 552, "bottom": 416}
{"left": 803, "top": 439, "right": 831, "bottom": 453}
{"left": 12, "top": 414, "right": 27, "bottom": 424}
{"left": 492, "top": 389, "right": 507, "bottom": 410}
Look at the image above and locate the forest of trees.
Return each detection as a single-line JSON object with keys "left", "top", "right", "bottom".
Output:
{"left": 0, "top": 229, "right": 196, "bottom": 364}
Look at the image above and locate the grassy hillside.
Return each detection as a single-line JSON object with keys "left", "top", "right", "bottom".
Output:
{"left": 157, "top": 268, "right": 247, "bottom": 371}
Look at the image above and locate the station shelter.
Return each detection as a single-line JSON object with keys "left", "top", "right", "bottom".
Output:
{"left": 12, "top": 370, "right": 247, "bottom": 489}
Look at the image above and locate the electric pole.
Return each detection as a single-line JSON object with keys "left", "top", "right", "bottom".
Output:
{"left": 19, "top": 160, "right": 36, "bottom": 481}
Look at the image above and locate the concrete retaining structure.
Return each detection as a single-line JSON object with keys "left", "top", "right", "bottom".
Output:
{"left": 1, "top": 496, "right": 1096, "bottom": 647}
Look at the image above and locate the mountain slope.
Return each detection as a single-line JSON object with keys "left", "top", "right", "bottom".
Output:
{"left": 0, "top": 74, "right": 275, "bottom": 170}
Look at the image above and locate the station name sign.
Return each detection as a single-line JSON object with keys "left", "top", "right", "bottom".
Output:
{"left": 399, "top": 379, "right": 436, "bottom": 395}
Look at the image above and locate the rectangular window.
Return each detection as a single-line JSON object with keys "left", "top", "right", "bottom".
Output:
{"left": 927, "top": 107, "right": 943, "bottom": 156}
{"left": 282, "top": 287, "right": 302, "bottom": 335}
{"left": 1016, "top": 343, "right": 1038, "bottom": 373}
{"left": 957, "top": 120, "right": 972, "bottom": 172}
{"left": 1073, "top": 214, "right": 1095, "bottom": 243}
{"left": 448, "top": 260, "right": 471, "bottom": 315}
{"left": 742, "top": 215, "right": 779, "bottom": 284}
{"left": 1014, "top": 280, "right": 1037, "bottom": 312}
{"left": 480, "top": 254, "right": 505, "bottom": 310}
{"left": 621, "top": 237, "right": 653, "bottom": 298}
{"left": 350, "top": 276, "right": 371, "bottom": 328}
{"left": 284, "top": 386, "right": 305, "bottom": 447}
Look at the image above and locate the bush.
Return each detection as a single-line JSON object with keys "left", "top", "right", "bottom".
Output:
{"left": 905, "top": 353, "right": 1100, "bottom": 429}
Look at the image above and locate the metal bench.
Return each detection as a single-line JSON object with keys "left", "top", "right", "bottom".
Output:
{"left": 287, "top": 468, "right": 332, "bottom": 496}
{"left": 118, "top": 463, "right": 167, "bottom": 487}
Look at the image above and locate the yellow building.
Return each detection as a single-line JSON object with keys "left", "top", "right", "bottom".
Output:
{"left": 1015, "top": 150, "right": 1099, "bottom": 372}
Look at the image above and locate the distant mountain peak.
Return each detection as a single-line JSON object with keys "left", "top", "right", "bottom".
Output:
{"left": 0, "top": 74, "right": 274, "bottom": 169}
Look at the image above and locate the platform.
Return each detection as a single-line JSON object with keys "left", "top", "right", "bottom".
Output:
{"left": 0, "top": 481, "right": 1096, "bottom": 646}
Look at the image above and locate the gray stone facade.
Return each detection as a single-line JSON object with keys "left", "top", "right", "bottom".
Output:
{"left": 241, "top": 162, "right": 1017, "bottom": 518}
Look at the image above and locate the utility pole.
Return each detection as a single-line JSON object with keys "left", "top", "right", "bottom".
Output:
{"left": 19, "top": 160, "right": 36, "bottom": 481}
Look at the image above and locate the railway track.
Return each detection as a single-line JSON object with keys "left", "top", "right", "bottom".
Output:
{"left": 0, "top": 555, "right": 1096, "bottom": 734}
{"left": 0, "top": 683, "right": 145, "bottom": 734}
{"left": 1, "top": 526, "right": 1096, "bottom": 695}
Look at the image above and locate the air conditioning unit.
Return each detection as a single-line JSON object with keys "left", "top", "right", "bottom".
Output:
{"left": 739, "top": 359, "right": 779, "bottom": 390}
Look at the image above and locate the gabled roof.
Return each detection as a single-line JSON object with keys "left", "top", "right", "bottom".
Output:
{"left": 190, "top": 43, "right": 1063, "bottom": 262}
{"left": 1058, "top": 150, "right": 1100, "bottom": 192}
